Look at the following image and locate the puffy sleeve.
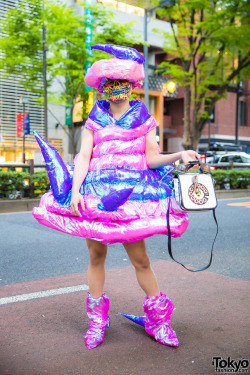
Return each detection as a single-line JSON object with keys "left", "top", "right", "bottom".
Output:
{"left": 140, "top": 115, "right": 158, "bottom": 135}
{"left": 85, "top": 118, "right": 102, "bottom": 132}
{"left": 145, "top": 116, "right": 158, "bottom": 133}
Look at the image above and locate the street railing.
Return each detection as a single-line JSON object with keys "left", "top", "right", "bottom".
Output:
{"left": 1, "top": 160, "right": 250, "bottom": 173}
{"left": 0, "top": 160, "right": 46, "bottom": 175}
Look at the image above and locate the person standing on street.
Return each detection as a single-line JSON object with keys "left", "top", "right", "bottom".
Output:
{"left": 33, "top": 44, "right": 199, "bottom": 349}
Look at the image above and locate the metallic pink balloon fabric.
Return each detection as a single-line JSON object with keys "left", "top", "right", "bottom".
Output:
{"left": 32, "top": 100, "right": 188, "bottom": 244}
{"left": 84, "top": 58, "right": 144, "bottom": 92}
{"left": 143, "top": 292, "right": 179, "bottom": 347}
{"left": 85, "top": 292, "right": 110, "bottom": 350}
{"left": 33, "top": 192, "right": 188, "bottom": 244}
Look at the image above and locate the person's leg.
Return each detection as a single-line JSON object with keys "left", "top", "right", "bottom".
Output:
{"left": 123, "top": 239, "right": 179, "bottom": 347}
{"left": 86, "top": 238, "right": 108, "bottom": 298}
{"left": 85, "top": 238, "right": 109, "bottom": 349}
{"left": 122, "top": 239, "right": 160, "bottom": 297}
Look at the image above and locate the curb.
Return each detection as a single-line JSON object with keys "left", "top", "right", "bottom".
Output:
{"left": 0, "top": 199, "right": 40, "bottom": 213}
{"left": 0, "top": 190, "right": 250, "bottom": 214}
{"left": 215, "top": 189, "right": 250, "bottom": 199}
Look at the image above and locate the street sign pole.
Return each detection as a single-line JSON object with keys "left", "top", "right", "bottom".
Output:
{"left": 43, "top": 25, "right": 48, "bottom": 141}
{"left": 20, "top": 96, "right": 29, "bottom": 163}
{"left": 22, "top": 103, "right": 26, "bottom": 164}
{"left": 144, "top": 9, "right": 149, "bottom": 109}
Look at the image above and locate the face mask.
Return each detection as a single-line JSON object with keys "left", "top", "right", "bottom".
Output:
{"left": 102, "top": 80, "right": 132, "bottom": 101}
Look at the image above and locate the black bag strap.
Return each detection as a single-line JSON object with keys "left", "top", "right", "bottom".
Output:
{"left": 167, "top": 198, "right": 218, "bottom": 272}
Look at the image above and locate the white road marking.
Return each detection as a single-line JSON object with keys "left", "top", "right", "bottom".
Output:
{"left": 0, "top": 211, "right": 32, "bottom": 215}
{"left": 0, "top": 284, "right": 89, "bottom": 305}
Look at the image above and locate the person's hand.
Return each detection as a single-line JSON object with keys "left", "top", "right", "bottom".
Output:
{"left": 70, "top": 191, "right": 85, "bottom": 217}
{"left": 181, "top": 150, "right": 200, "bottom": 164}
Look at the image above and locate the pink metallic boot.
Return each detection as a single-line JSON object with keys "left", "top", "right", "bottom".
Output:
{"left": 85, "top": 292, "right": 110, "bottom": 350}
{"left": 143, "top": 292, "right": 179, "bottom": 347}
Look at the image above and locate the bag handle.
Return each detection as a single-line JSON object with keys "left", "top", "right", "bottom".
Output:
{"left": 167, "top": 199, "right": 218, "bottom": 272}
{"left": 177, "top": 159, "right": 210, "bottom": 175}
{"left": 186, "top": 159, "right": 200, "bottom": 170}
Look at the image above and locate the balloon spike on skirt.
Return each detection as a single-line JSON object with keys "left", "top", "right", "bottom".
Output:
{"left": 32, "top": 129, "right": 72, "bottom": 205}
{"left": 117, "top": 312, "right": 145, "bottom": 327}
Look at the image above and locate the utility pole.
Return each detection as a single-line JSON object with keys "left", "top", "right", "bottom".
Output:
{"left": 235, "top": 81, "right": 240, "bottom": 145}
{"left": 43, "top": 25, "right": 48, "bottom": 141}
{"left": 143, "top": 9, "right": 149, "bottom": 109}
{"left": 235, "top": 52, "right": 243, "bottom": 145}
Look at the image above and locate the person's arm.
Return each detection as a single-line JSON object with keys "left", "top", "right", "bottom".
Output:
{"left": 145, "top": 127, "right": 200, "bottom": 169}
{"left": 70, "top": 128, "right": 94, "bottom": 217}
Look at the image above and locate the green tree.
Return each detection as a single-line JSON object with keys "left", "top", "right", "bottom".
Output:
{"left": 155, "top": 0, "right": 250, "bottom": 149}
{"left": 0, "top": 0, "right": 140, "bottom": 155}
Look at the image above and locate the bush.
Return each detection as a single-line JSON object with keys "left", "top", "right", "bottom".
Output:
{"left": 0, "top": 169, "right": 250, "bottom": 200}
{"left": 211, "top": 169, "right": 250, "bottom": 190}
{"left": 0, "top": 171, "right": 28, "bottom": 199}
{"left": 29, "top": 171, "right": 50, "bottom": 197}
{"left": 0, "top": 171, "right": 50, "bottom": 199}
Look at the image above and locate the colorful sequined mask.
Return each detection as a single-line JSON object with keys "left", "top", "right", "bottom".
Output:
{"left": 102, "top": 80, "right": 132, "bottom": 101}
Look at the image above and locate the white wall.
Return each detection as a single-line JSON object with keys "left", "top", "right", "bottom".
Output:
{"left": 113, "top": 9, "right": 172, "bottom": 49}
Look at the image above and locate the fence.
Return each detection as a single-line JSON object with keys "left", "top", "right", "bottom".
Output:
{"left": 1, "top": 160, "right": 250, "bottom": 172}
{"left": 0, "top": 160, "right": 249, "bottom": 200}
{"left": 0, "top": 160, "right": 46, "bottom": 174}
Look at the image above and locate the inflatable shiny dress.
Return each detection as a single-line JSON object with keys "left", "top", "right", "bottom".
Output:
{"left": 32, "top": 45, "right": 188, "bottom": 244}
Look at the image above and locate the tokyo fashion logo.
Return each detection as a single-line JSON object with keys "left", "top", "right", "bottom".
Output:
{"left": 212, "top": 356, "right": 249, "bottom": 373}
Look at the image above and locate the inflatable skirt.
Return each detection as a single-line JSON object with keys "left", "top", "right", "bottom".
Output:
{"left": 32, "top": 108, "right": 189, "bottom": 244}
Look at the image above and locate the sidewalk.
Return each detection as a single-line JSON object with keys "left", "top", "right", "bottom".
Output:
{"left": 0, "top": 189, "right": 250, "bottom": 213}
{"left": 0, "top": 260, "right": 248, "bottom": 375}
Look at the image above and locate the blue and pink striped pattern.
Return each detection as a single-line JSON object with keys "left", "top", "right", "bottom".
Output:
{"left": 32, "top": 100, "right": 188, "bottom": 244}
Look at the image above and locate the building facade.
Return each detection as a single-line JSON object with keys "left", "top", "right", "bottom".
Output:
{"left": 0, "top": 0, "right": 65, "bottom": 164}
{"left": 1, "top": 0, "right": 249, "bottom": 165}
{"left": 75, "top": 0, "right": 250, "bottom": 153}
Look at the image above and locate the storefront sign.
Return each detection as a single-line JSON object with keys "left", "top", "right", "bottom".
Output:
{"left": 65, "top": 106, "right": 72, "bottom": 126}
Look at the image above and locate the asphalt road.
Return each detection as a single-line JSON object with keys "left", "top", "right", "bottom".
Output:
{"left": 0, "top": 197, "right": 249, "bottom": 375}
{"left": 0, "top": 197, "right": 249, "bottom": 285}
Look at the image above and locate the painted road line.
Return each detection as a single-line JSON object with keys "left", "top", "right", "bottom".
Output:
{"left": 218, "top": 197, "right": 250, "bottom": 201}
{"left": 227, "top": 202, "right": 250, "bottom": 208}
{"left": 0, "top": 284, "right": 89, "bottom": 306}
{"left": 0, "top": 211, "right": 32, "bottom": 215}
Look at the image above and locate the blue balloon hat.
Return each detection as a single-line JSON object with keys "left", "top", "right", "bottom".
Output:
{"left": 32, "top": 129, "right": 72, "bottom": 206}
{"left": 91, "top": 44, "right": 145, "bottom": 64}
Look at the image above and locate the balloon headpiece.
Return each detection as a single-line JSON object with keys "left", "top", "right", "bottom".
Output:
{"left": 84, "top": 44, "right": 145, "bottom": 93}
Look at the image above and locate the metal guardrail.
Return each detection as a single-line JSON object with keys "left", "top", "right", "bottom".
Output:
{"left": 0, "top": 160, "right": 46, "bottom": 175}
{"left": 0, "top": 161, "right": 250, "bottom": 174}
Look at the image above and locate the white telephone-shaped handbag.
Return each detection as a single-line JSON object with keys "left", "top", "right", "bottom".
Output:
{"left": 167, "top": 160, "right": 218, "bottom": 272}
{"left": 173, "top": 166, "right": 217, "bottom": 211}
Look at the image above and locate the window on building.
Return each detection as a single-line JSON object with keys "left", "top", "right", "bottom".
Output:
{"left": 97, "top": 0, "right": 144, "bottom": 16}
